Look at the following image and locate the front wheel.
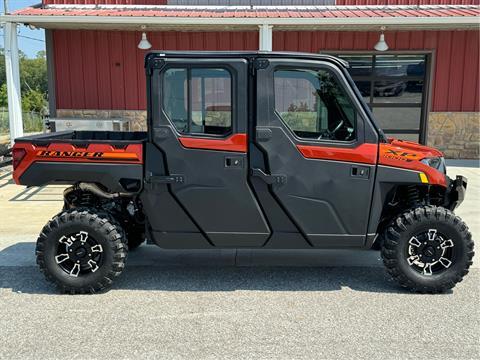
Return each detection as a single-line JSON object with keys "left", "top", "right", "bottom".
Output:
{"left": 36, "top": 209, "right": 128, "bottom": 294}
{"left": 381, "top": 206, "right": 474, "bottom": 293}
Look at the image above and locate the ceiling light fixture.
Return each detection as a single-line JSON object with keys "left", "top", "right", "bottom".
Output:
{"left": 138, "top": 26, "right": 152, "bottom": 50}
{"left": 374, "top": 26, "right": 389, "bottom": 52}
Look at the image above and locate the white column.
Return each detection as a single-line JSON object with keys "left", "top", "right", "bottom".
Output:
{"left": 258, "top": 24, "right": 273, "bottom": 51}
{"left": 3, "top": 22, "right": 23, "bottom": 145}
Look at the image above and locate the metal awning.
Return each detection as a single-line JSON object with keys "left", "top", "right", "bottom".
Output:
{"left": 1, "top": 4, "right": 479, "bottom": 31}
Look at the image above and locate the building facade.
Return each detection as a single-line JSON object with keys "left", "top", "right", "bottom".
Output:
{"left": 3, "top": 0, "right": 480, "bottom": 157}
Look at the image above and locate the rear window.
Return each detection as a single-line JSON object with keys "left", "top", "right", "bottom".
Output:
{"left": 163, "top": 67, "right": 232, "bottom": 136}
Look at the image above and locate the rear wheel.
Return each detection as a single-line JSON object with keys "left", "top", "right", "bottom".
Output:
{"left": 36, "top": 209, "right": 127, "bottom": 294}
{"left": 381, "top": 206, "right": 474, "bottom": 293}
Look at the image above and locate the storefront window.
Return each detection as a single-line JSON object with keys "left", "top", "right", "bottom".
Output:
{"left": 334, "top": 53, "right": 428, "bottom": 143}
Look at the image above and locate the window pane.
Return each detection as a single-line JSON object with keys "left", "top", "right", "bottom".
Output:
{"left": 191, "top": 68, "right": 232, "bottom": 135}
{"left": 338, "top": 55, "right": 373, "bottom": 76}
{"left": 274, "top": 68, "right": 356, "bottom": 142}
{"left": 372, "top": 107, "right": 421, "bottom": 130}
{"left": 163, "top": 68, "right": 232, "bottom": 136}
{"left": 352, "top": 80, "right": 372, "bottom": 102}
{"left": 372, "top": 80, "right": 423, "bottom": 104}
{"left": 374, "top": 55, "right": 426, "bottom": 77}
{"left": 163, "top": 68, "right": 188, "bottom": 132}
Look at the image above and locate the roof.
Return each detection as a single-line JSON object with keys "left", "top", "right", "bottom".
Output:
{"left": 13, "top": 4, "right": 480, "bottom": 19}
{"left": 3, "top": 4, "right": 480, "bottom": 31}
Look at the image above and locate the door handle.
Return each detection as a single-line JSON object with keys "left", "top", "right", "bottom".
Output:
{"left": 225, "top": 156, "right": 244, "bottom": 168}
{"left": 251, "top": 168, "right": 287, "bottom": 185}
{"left": 351, "top": 166, "right": 370, "bottom": 179}
{"left": 145, "top": 172, "right": 185, "bottom": 185}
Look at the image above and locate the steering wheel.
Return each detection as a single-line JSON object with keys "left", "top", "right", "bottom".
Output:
{"left": 318, "top": 120, "right": 344, "bottom": 140}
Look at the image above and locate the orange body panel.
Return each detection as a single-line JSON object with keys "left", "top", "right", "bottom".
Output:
{"left": 297, "top": 138, "right": 447, "bottom": 187}
{"left": 12, "top": 142, "right": 143, "bottom": 185}
{"left": 378, "top": 139, "right": 446, "bottom": 186}
{"left": 178, "top": 133, "right": 247, "bottom": 153}
{"left": 297, "top": 143, "right": 378, "bottom": 165}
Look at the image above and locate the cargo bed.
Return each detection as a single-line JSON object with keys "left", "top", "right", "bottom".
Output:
{"left": 12, "top": 131, "right": 146, "bottom": 192}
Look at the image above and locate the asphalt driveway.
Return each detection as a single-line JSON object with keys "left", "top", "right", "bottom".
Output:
{"left": 0, "top": 161, "right": 479, "bottom": 359}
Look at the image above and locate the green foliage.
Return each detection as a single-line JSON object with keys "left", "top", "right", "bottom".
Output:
{"left": 22, "top": 89, "right": 47, "bottom": 113}
{"left": 0, "top": 83, "right": 7, "bottom": 108}
{"left": 0, "top": 49, "right": 48, "bottom": 113}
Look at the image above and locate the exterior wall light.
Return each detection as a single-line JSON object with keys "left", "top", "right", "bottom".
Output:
{"left": 374, "top": 26, "right": 389, "bottom": 52}
{"left": 138, "top": 26, "right": 152, "bottom": 50}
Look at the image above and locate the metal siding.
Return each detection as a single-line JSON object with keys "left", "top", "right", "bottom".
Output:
{"left": 68, "top": 31, "right": 85, "bottom": 109}
{"left": 82, "top": 31, "right": 99, "bottom": 109}
{"left": 109, "top": 32, "right": 126, "bottom": 110}
{"left": 53, "top": 31, "right": 72, "bottom": 110}
{"left": 123, "top": 32, "right": 139, "bottom": 110}
{"left": 433, "top": 31, "right": 452, "bottom": 111}
{"left": 51, "top": 29, "right": 477, "bottom": 112}
{"left": 272, "top": 30, "right": 480, "bottom": 112}
{"left": 53, "top": 30, "right": 257, "bottom": 110}
{"left": 96, "top": 31, "right": 113, "bottom": 109}
{"left": 447, "top": 31, "right": 466, "bottom": 111}
{"left": 461, "top": 31, "right": 479, "bottom": 111}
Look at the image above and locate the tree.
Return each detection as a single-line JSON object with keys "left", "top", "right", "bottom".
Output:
{"left": 0, "top": 83, "right": 7, "bottom": 108}
{"left": 0, "top": 48, "right": 48, "bottom": 113}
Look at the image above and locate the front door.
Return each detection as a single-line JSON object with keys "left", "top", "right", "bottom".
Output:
{"left": 148, "top": 57, "right": 270, "bottom": 247}
{"left": 254, "top": 58, "right": 379, "bottom": 247}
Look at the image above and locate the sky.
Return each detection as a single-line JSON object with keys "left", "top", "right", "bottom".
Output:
{"left": 1, "top": 0, "right": 46, "bottom": 58}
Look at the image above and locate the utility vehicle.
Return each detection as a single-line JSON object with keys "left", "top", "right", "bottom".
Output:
{"left": 12, "top": 52, "right": 473, "bottom": 294}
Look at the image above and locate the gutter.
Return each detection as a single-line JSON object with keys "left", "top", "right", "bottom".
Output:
{"left": 0, "top": 14, "right": 479, "bottom": 28}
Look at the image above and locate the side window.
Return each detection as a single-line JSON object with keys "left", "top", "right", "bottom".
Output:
{"left": 163, "top": 67, "right": 232, "bottom": 136}
{"left": 274, "top": 68, "right": 356, "bottom": 142}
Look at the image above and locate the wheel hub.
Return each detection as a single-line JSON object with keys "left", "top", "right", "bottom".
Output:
{"left": 407, "top": 229, "right": 454, "bottom": 276}
{"left": 55, "top": 231, "right": 103, "bottom": 277}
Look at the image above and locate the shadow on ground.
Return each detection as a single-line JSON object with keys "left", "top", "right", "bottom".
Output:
{"left": 0, "top": 242, "right": 419, "bottom": 295}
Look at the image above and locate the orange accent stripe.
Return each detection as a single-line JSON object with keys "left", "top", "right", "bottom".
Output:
{"left": 100, "top": 152, "right": 139, "bottom": 161}
{"left": 297, "top": 143, "right": 378, "bottom": 164}
{"left": 179, "top": 133, "right": 247, "bottom": 152}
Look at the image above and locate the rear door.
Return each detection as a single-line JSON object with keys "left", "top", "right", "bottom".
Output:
{"left": 149, "top": 57, "right": 270, "bottom": 247}
{"left": 254, "top": 58, "right": 379, "bottom": 247}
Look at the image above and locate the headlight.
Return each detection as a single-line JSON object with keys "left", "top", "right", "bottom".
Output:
{"left": 421, "top": 157, "right": 446, "bottom": 174}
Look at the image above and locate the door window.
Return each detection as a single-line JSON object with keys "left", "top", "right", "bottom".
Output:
{"left": 163, "top": 67, "right": 232, "bottom": 136}
{"left": 274, "top": 68, "right": 356, "bottom": 142}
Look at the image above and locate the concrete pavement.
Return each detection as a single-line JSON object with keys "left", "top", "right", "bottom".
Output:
{"left": 0, "top": 162, "right": 479, "bottom": 359}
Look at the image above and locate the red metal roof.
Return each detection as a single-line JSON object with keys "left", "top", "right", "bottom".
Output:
{"left": 13, "top": 5, "right": 480, "bottom": 19}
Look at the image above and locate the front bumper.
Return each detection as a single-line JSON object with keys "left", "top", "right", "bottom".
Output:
{"left": 444, "top": 175, "right": 467, "bottom": 211}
